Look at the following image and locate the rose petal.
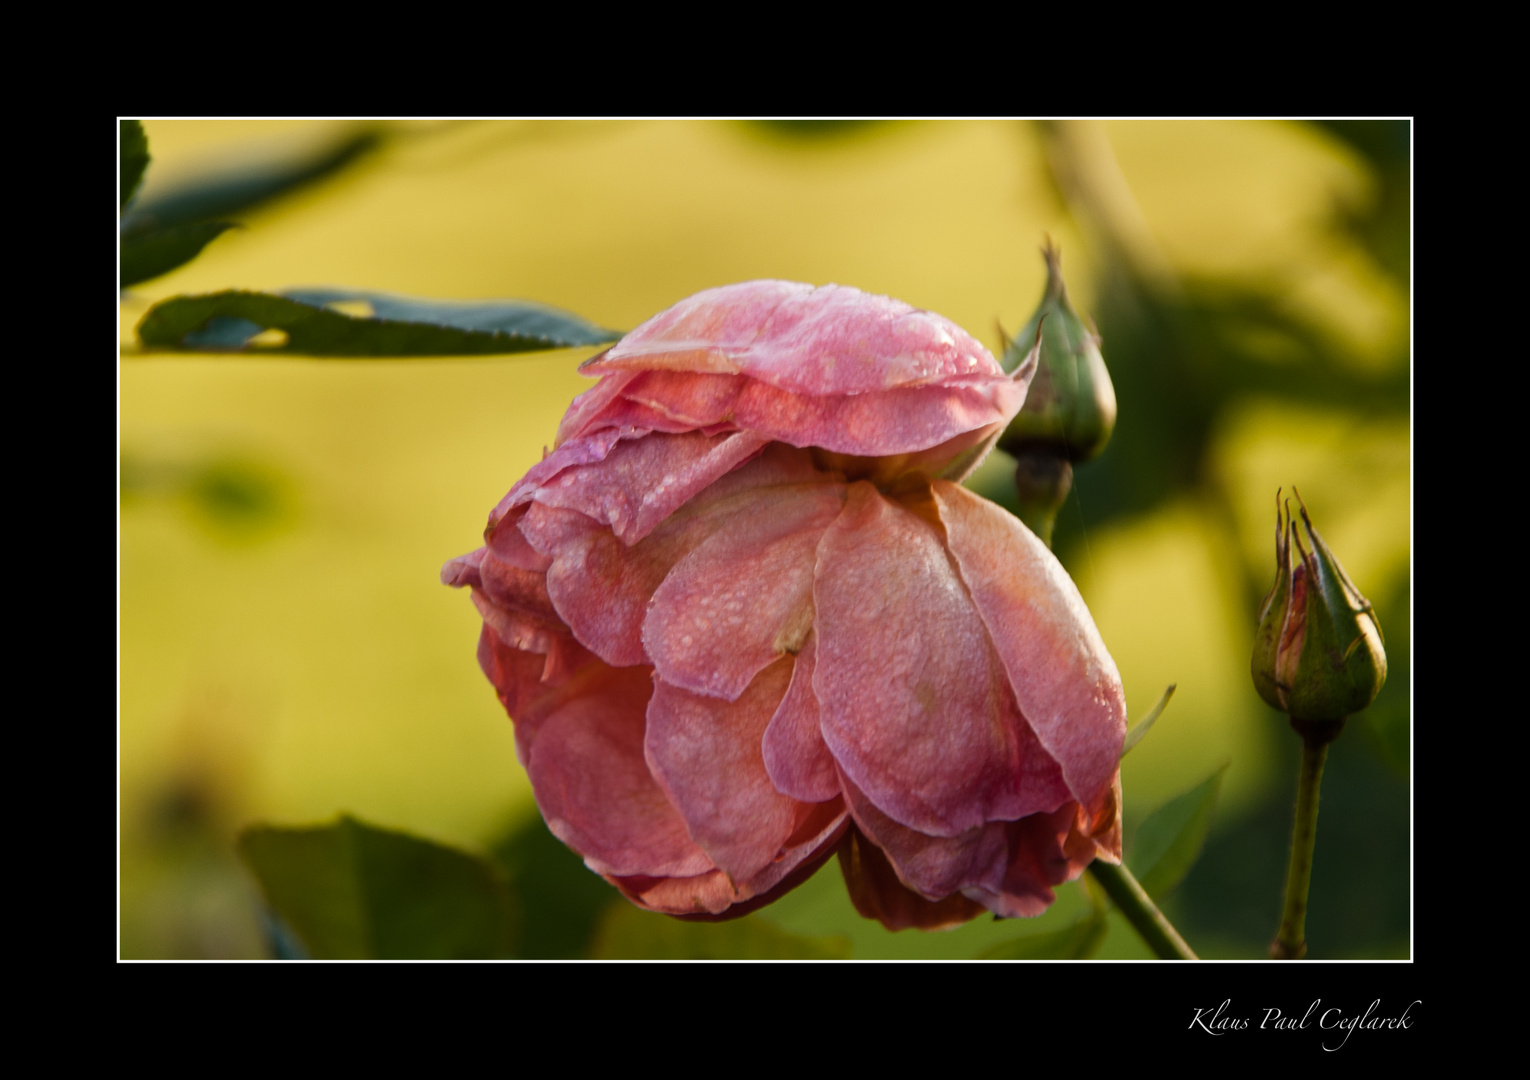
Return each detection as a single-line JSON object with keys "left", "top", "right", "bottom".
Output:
{"left": 932, "top": 481, "right": 1127, "bottom": 814}
{"left": 813, "top": 482, "right": 1039, "bottom": 836}
{"left": 475, "top": 624, "right": 603, "bottom": 764}
{"left": 643, "top": 484, "right": 844, "bottom": 700}
{"left": 837, "top": 824, "right": 987, "bottom": 931}
{"left": 513, "top": 429, "right": 771, "bottom": 546}
{"left": 521, "top": 446, "right": 838, "bottom": 668}
{"left": 612, "top": 799, "right": 848, "bottom": 918}
{"left": 761, "top": 633, "right": 841, "bottom": 803}
{"left": 588, "top": 281, "right": 1006, "bottom": 397}
{"left": 526, "top": 665, "right": 716, "bottom": 879}
{"left": 644, "top": 659, "right": 801, "bottom": 883}
{"left": 609, "top": 370, "right": 1020, "bottom": 459}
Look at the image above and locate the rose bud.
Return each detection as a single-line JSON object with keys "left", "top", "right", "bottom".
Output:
{"left": 998, "top": 240, "right": 1117, "bottom": 463}
{"left": 1252, "top": 490, "right": 1386, "bottom": 741}
{"left": 443, "top": 281, "right": 1127, "bottom": 928}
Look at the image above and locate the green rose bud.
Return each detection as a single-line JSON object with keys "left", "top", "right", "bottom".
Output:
{"left": 1252, "top": 490, "right": 1386, "bottom": 736}
{"left": 998, "top": 240, "right": 1118, "bottom": 464}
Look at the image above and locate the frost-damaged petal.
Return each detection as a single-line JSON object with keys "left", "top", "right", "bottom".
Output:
{"left": 587, "top": 281, "right": 1006, "bottom": 397}
{"left": 932, "top": 482, "right": 1127, "bottom": 814}
{"left": 526, "top": 666, "right": 715, "bottom": 880}
{"left": 476, "top": 624, "right": 604, "bottom": 765}
{"left": 837, "top": 824, "right": 986, "bottom": 931}
{"left": 841, "top": 769, "right": 1081, "bottom": 919}
{"left": 762, "top": 633, "right": 841, "bottom": 803}
{"left": 645, "top": 658, "right": 800, "bottom": 883}
{"left": 644, "top": 483, "right": 844, "bottom": 700}
{"left": 611, "top": 371, "right": 1021, "bottom": 459}
{"left": 555, "top": 369, "right": 640, "bottom": 447}
{"left": 612, "top": 799, "right": 847, "bottom": 918}
{"left": 517, "top": 429, "right": 770, "bottom": 546}
{"left": 813, "top": 482, "right": 1037, "bottom": 836}
{"left": 961, "top": 804, "right": 1091, "bottom": 919}
{"left": 522, "top": 448, "right": 838, "bottom": 669}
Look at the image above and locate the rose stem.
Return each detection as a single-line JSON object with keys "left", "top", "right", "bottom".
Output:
{"left": 1270, "top": 731, "right": 1331, "bottom": 959}
{"left": 1086, "top": 861, "right": 1198, "bottom": 960}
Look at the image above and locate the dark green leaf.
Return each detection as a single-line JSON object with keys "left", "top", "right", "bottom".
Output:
{"left": 137, "top": 289, "right": 620, "bottom": 357}
{"left": 238, "top": 815, "right": 518, "bottom": 959}
{"left": 120, "top": 222, "right": 236, "bottom": 288}
{"left": 1121, "top": 683, "right": 1176, "bottom": 757}
{"left": 491, "top": 814, "right": 618, "bottom": 959}
{"left": 978, "top": 914, "right": 1107, "bottom": 959}
{"left": 589, "top": 902, "right": 850, "bottom": 959}
{"left": 1129, "top": 763, "right": 1228, "bottom": 900}
{"left": 121, "top": 120, "right": 150, "bottom": 210}
{"left": 120, "top": 126, "right": 381, "bottom": 235}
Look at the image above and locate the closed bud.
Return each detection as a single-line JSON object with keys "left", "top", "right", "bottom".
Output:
{"left": 1252, "top": 490, "right": 1386, "bottom": 735}
{"left": 998, "top": 240, "right": 1118, "bottom": 464}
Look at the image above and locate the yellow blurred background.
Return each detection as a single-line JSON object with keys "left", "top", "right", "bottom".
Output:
{"left": 119, "top": 119, "right": 1409, "bottom": 959}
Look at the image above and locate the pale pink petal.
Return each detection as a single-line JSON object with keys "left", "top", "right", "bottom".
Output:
{"left": 761, "top": 633, "right": 841, "bottom": 803}
{"left": 837, "top": 825, "right": 987, "bottom": 931}
{"left": 554, "top": 368, "right": 640, "bottom": 447}
{"left": 609, "top": 370, "right": 1021, "bottom": 459}
{"left": 514, "top": 429, "right": 771, "bottom": 546}
{"left": 521, "top": 447, "right": 838, "bottom": 669}
{"left": 612, "top": 799, "right": 848, "bottom": 918}
{"left": 813, "top": 482, "right": 1044, "bottom": 836}
{"left": 526, "top": 667, "right": 716, "bottom": 880}
{"left": 932, "top": 481, "right": 1127, "bottom": 815}
{"left": 645, "top": 659, "right": 802, "bottom": 882}
{"left": 643, "top": 484, "right": 844, "bottom": 700}
{"left": 587, "top": 281, "right": 1006, "bottom": 397}
{"left": 440, "top": 547, "right": 484, "bottom": 589}
{"left": 838, "top": 769, "right": 1011, "bottom": 901}
{"left": 475, "top": 624, "right": 605, "bottom": 765}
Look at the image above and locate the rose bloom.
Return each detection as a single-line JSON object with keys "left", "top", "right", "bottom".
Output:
{"left": 443, "top": 281, "right": 1125, "bottom": 929}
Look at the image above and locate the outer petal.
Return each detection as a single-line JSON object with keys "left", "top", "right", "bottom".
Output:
{"left": 932, "top": 481, "right": 1126, "bottom": 815}
{"left": 512, "top": 428, "right": 771, "bottom": 546}
{"left": 525, "top": 664, "right": 715, "bottom": 880}
{"left": 606, "top": 370, "right": 1021, "bottom": 459}
{"left": 520, "top": 445, "right": 837, "bottom": 668}
{"left": 761, "top": 633, "right": 841, "bottom": 803}
{"left": 643, "top": 483, "right": 844, "bottom": 700}
{"left": 813, "top": 482, "right": 1057, "bottom": 837}
{"left": 841, "top": 768, "right": 1085, "bottom": 920}
{"left": 837, "top": 825, "right": 987, "bottom": 931}
{"left": 644, "top": 658, "right": 801, "bottom": 883}
{"left": 587, "top": 281, "right": 1006, "bottom": 397}
{"left": 611, "top": 798, "right": 847, "bottom": 919}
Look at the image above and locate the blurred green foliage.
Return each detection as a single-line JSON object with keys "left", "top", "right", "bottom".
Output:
{"left": 239, "top": 816, "right": 519, "bottom": 959}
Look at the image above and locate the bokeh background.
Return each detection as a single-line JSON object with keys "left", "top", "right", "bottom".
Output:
{"left": 118, "top": 118, "right": 1410, "bottom": 959}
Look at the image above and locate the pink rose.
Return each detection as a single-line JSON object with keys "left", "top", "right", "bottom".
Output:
{"left": 443, "top": 281, "right": 1125, "bottom": 929}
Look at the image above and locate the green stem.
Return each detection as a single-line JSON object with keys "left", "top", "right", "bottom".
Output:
{"left": 1087, "top": 861, "right": 1198, "bottom": 960}
{"left": 1271, "top": 735, "right": 1330, "bottom": 959}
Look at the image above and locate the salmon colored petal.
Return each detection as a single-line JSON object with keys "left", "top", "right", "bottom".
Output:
{"left": 609, "top": 370, "right": 1020, "bottom": 459}
{"left": 526, "top": 666, "right": 715, "bottom": 880}
{"left": 554, "top": 368, "right": 640, "bottom": 447}
{"left": 513, "top": 429, "right": 771, "bottom": 546}
{"left": 522, "top": 447, "right": 839, "bottom": 668}
{"left": 475, "top": 624, "right": 606, "bottom": 765}
{"left": 837, "top": 825, "right": 987, "bottom": 931}
{"left": 838, "top": 768, "right": 1011, "bottom": 900}
{"left": 761, "top": 633, "right": 841, "bottom": 803}
{"left": 814, "top": 482, "right": 1042, "bottom": 836}
{"left": 932, "top": 482, "right": 1126, "bottom": 814}
{"left": 643, "top": 484, "right": 844, "bottom": 699}
{"left": 612, "top": 799, "right": 848, "bottom": 918}
{"left": 645, "top": 659, "right": 802, "bottom": 882}
{"left": 588, "top": 281, "right": 1006, "bottom": 397}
